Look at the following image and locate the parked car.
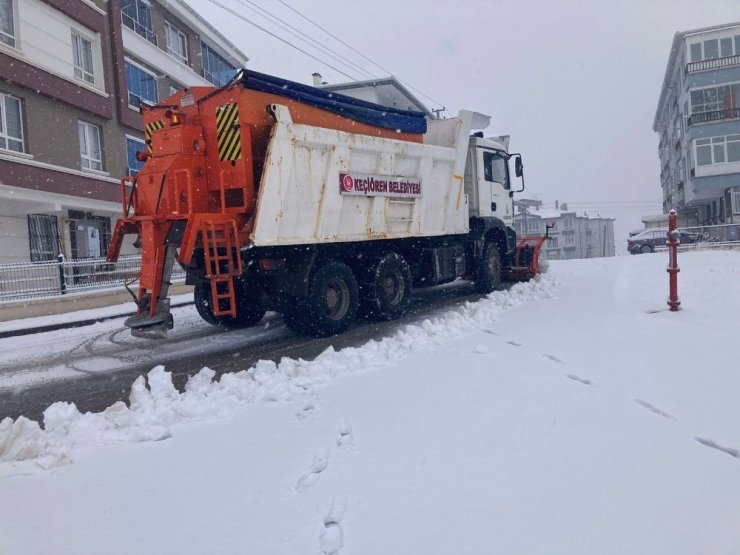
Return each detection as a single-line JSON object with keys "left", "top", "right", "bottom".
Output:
{"left": 627, "top": 228, "right": 699, "bottom": 254}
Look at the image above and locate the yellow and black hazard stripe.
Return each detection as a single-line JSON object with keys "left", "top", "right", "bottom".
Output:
{"left": 144, "top": 120, "right": 165, "bottom": 153}
{"left": 216, "top": 103, "right": 242, "bottom": 162}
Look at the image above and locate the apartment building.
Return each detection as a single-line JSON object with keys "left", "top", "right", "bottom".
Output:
{"left": 654, "top": 21, "right": 740, "bottom": 225}
{"left": 0, "top": 0, "right": 247, "bottom": 264}
{"left": 513, "top": 201, "right": 615, "bottom": 260}
{"left": 116, "top": 0, "right": 246, "bottom": 167}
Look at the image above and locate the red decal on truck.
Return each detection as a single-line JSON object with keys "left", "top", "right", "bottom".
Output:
{"left": 338, "top": 172, "right": 422, "bottom": 198}
{"left": 341, "top": 173, "right": 354, "bottom": 193}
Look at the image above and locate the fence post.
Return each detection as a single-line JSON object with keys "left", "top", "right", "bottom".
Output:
{"left": 666, "top": 210, "right": 680, "bottom": 311}
{"left": 57, "top": 253, "right": 67, "bottom": 295}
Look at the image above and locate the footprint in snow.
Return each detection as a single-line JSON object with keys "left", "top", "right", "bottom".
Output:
{"left": 483, "top": 329, "right": 501, "bottom": 336}
{"left": 634, "top": 399, "right": 673, "bottom": 419}
{"left": 319, "top": 497, "right": 346, "bottom": 555}
{"left": 296, "top": 448, "right": 329, "bottom": 492}
{"left": 542, "top": 354, "right": 565, "bottom": 364}
{"left": 296, "top": 403, "right": 316, "bottom": 420}
{"left": 505, "top": 341, "right": 522, "bottom": 347}
{"left": 473, "top": 344, "right": 489, "bottom": 354}
{"left": 337, "top": 420, "right": 354, "bottom": 448}
{"left": 566, "top": 374, "right": 592, "bottom": 386}
{"left": 695, "top": 437, "right": 740, "bottom": 460}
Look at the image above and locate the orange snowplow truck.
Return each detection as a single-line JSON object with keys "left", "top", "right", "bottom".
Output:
{"left": 108, "top": 69, "right": 537, "bottom": 337}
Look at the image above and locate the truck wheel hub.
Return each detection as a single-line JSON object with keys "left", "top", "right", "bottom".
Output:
{"left": 325, "top": 278, "right": 350, "bottom": 319}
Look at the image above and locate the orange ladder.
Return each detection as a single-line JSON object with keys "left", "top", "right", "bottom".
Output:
{"left": 202, "top": 219, "right": 243, "bottom": 317}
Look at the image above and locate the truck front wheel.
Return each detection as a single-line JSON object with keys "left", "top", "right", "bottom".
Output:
{"left": 474, "top": 242, "right": 502, "bottom": 294}
{"left": 289, "top": 261, "right": 359, "bottom": 337}
{"left": 194, "top": 281, "right": 266, "bottom": 328}
{"left": 359, "top": 253, "right": 412, "bottom": 321}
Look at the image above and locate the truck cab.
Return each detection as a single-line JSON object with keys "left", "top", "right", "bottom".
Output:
{"left": 464, "top": 135, "right": 518, "bottom": 227}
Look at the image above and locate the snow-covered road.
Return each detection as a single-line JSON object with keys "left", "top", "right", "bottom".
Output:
{"left": 1, "top": 251, "right": 739, "bottom": 554}
{"left": 0, "top": 282, "right": 484, "bottom": 421}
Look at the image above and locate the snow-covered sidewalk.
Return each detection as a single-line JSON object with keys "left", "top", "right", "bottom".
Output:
{"left": 0, "top": 292, "right": 194, "bottom": 336}
{"left": 1, "top": 251, "right": 739, "bottom": 554}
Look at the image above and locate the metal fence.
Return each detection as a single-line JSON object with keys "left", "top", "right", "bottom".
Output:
{"left": 681, "top": 223, "right": 740, "bottom": 244}
{"left": 0, "top": 254, "right": 186, "bottom": 303}
{"left": 654, "top": 223, "right": 740, "bottom": 252}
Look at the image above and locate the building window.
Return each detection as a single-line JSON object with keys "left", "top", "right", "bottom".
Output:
{"left": 690, "top": 84, "right": 740, "bottom": 115}
{"left": 728, "top": 187, "right": 740, "bottom": 214}
{"left": 721, "top": 38, "right": 734, "bottom": 57}
{"left": 0, "top": 93, "right": 24, "bottom": 153}
{"left": 690, "top": 34, "right": 740, "bottom": 62}
{"left": 564, "top": 233, "right": 575, "bottom": 246}
{"left": 165, "top": 21, "right": 188, "bottom": 64}
{"left": 0, "top": 0, "right": 15, "bottom": 47}
{"left": 126, "top": 136, "right": 145, "bottom": 175}
{"left": 703, "top": 39, "right": 719, "bottom": 60}
{"left": 547, "top": 236, "right": 559, "bottom": 248}
{"left": 71, "top": 32, "right": 95, "bottom": 84}
{"left": 78, "top": 121, "right": 102, "bottom": 171}
{"left": 201, "top": 42, "right": 236, "bottom": 86}
{"left": 28, "top": 214, "right": 60, "bottom": 262}
{"left": 695, "top": 135, "right": 740, "bottom": 166}
{"left": 120, "top": 0, "right": 155, "bottom": 44}
{"left": 689, "top": 43, "right": 702, "bottom": 63}
{"left": 525, "top": 219, "right": 540, "bottom": 233}
{"left": 563, "top": 217, "right": 574, "bottom": 230}
{"left": 125, "top": 60, "right": 158, "bottom": 109}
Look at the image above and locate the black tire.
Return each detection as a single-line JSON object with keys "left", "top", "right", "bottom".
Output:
{"left": 359, "top": 253, "right": 412, "bottom": 321}
{"left": 474, "top": 241, "right": 502, "bottom": 293}
{"left": 194, "top": 281, "right": 266, "bottom": 328}
{"left": 640, "top": 245, "right": 653, "bottom": 254}
{"left": 282, "top": 299, "right": 309, "bottom": 334}
{"left": 289, "top": 261, "right": 358, "bottom": 337}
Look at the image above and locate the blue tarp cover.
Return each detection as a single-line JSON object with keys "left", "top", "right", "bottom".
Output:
{"left": 240, "top": 70, "right": 427, "bottom": 134}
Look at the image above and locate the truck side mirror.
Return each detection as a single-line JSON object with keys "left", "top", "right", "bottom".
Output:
{"left": 515, "top": 156, "right": 523, "bottom": 177}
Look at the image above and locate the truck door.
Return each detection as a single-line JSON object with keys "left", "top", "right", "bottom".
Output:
{"left": 479, "top": 149, "right": 513, "bottom": 225}
{"left": 475, "top": 149, "right": 494, "bottom": 218}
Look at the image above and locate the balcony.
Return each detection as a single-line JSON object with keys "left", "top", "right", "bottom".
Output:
{"left": 122, "top": 14, "right": 157, "bottom": 46}
{"left": 685, "top": 54, "right": 740, "bottom": 75}
{"left": 688, "top": 107, "right": 740, "bottom": 126}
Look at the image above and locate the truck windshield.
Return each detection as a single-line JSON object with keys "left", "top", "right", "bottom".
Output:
{"left": 483, "top": 151, "right": 509, "bottom": 190}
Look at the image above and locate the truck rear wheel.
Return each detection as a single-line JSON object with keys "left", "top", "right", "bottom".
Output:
{"left": 194, "top": 281, "right": 266, "bottom": 328}
{"left": 359, "top": 253, "right": 412, "bottom": 321}
{"left": 287, "top": 260, "right": 358, "bottom": 337}
{"left": 474, "top": 241, "right": 502, "bottom": 294}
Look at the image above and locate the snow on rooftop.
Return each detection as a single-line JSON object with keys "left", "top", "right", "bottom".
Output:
{"left": 515, "top": 205, "right": 612, "bottom": 220}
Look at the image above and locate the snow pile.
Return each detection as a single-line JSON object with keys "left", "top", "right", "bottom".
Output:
{"left": 0, "top": 273, "right": 558, "bottom": 468}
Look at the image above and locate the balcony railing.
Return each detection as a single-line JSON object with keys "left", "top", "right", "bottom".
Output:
{"left": 688, "top": 107, "right": 740, "bottom": 126}
{"left": 686, "top": 54, "right": 740, "bottom": 75}
{"left": 121, "top": 14, "right": 157, "bottom": 46}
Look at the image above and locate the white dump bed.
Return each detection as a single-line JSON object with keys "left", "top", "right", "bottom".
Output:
{"left": 250, "top": 104, "right": 482, "bottom": 247}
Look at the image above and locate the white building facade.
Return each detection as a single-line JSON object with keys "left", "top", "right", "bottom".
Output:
{"left": 654, "top": 21, "right": 740, "bottom": 225}
{"left": 513, "top": 203, "right": 615, "bottom": 260}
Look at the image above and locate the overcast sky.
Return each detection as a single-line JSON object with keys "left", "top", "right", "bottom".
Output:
{"left": 190, "top": 0, "right": 739, "bottom": 251}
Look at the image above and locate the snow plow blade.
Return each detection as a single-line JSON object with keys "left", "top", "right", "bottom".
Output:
{"left": 504, "top": 229, "right": 551, "bottom": 281}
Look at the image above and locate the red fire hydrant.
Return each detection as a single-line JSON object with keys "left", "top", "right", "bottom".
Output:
{"left": 666, "top": 209, "right": 681, "bottom": 311}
